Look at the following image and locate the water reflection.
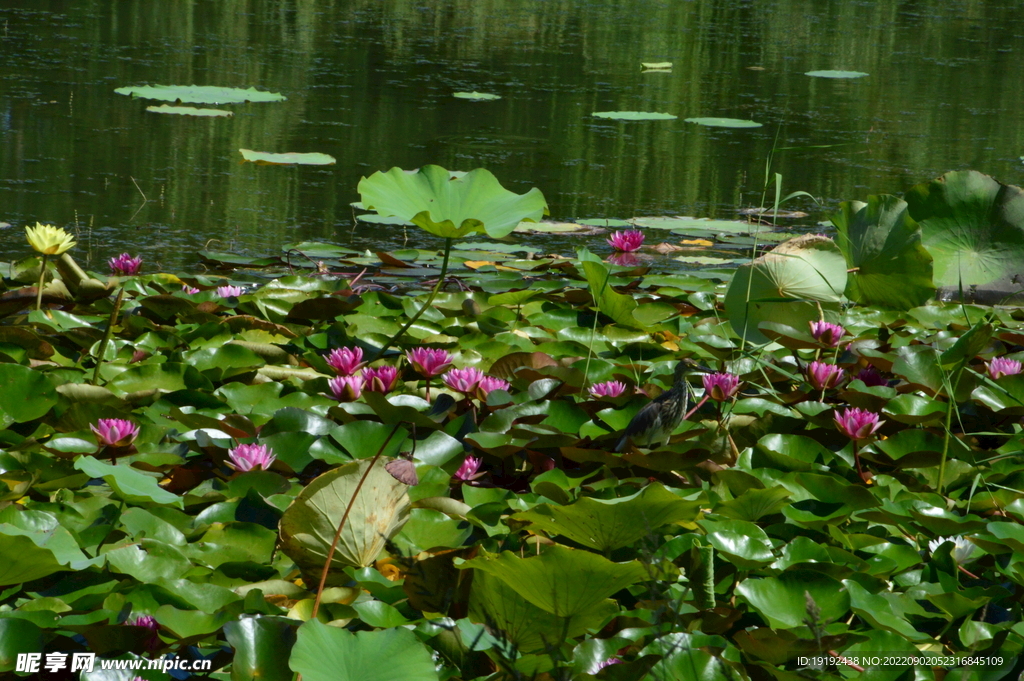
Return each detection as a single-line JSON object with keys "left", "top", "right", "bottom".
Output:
{"left": 1, "top": 0, "right": 1023, "bottom": 272}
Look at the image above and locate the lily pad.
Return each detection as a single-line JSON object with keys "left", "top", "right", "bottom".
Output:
{"left": 592, "top": 111, "right": 677, "bottom": 121}
{"left": 805, "top": 70, "right": 869, "bottom": 79}
{"left": 290, "top": 620, "right": 437, "bottom": 681}
{"left": 641, "top": 62, "right": 673, "bottom": 70}
{"left": 146, "top": 105, "right": 233, "bottom": 117}
{"left": 239, "top": 149, "right": 336, "bottom": 166}
{"left": 453, "top": 92, "right": 501, "bottom": 101}
{"left": 114, "top": 85, "right": 286, "bottom": 104}
{"left": 684, "top": 117, "right": 763, "bottom": 128}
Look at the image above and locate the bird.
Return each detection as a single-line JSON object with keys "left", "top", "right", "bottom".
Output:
{"left": 615, "top": 358, "right": 709, "bottom": 451}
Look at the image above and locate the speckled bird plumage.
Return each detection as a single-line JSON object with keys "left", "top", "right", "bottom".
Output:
{"left": 616, "top": 359, "right": 703, "bottom": 451}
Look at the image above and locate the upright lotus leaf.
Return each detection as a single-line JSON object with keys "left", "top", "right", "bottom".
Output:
{"left": 467, "top": 570, "right": 618, "bottom": 653}
{"left": 357, "top": 165, "right": 548, "bottom": 239}
{"left": 458, "top": 545, "right": 646, "bottom": 617}
{"left": 724, "top": 235, "right": 847, "bottom": 344}
{"left": 279, "top": 458, "right": 411, "bottom": 582}
{"left": 831, "top": 195, "right": 934, "bottom": 309}
{"left": 905, "top": 170, "right": 1024, "bottom": 289}
{"left": 511, "top": 483, "right": 702, "bottom": 552}
{"left": 224, "top": 615, "right": 296, "bottom": 681}
{"left": 577, "top": 247, "right": 641, "bottom": 329}
{"left": 0, "top": 532, "right": 65, "bottom": 585}
{"left": 289, "top": 620, "right": 438, "bottom": 681}
{"left": 736, "top": 570, "right": 850, "bottom": 629}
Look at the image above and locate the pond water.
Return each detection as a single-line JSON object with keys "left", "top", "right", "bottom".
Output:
{"left": 2, "top": 0, "right": 1023, "bottom": 273}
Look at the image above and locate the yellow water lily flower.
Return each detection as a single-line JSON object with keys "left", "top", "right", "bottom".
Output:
{"left": 25, "top": 222, "right": 76, "bottom": 255}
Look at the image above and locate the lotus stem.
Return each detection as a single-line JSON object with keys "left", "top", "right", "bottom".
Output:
{"left": 92, "top": 287, "right": 125, "bottom": 385}
{"left": 371, "top": 237, "right": 453, "bottom": 362}
{"left": 311, "top": 423, "right": 402, "bottom": 619}
{"left": 35, "top": 254, "right": 47, "bottom": 312}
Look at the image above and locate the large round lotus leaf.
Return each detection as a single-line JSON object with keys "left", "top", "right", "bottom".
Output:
{"left": 905, "top": 170, "right": 1024, "bottom": 289}
{"left": 114, "top": 85, "right": 286, "bottom": 104}
{"left": 592, "top": 111, "right": 677, "bottom": 120}
{"left": 724, "top": 235, "right": 846, "bottom": 344}
{"left": 290, "top": 620, "right": 437, "bottom": 681}
{"left": 736, "top": 570, "right": 850, "bottom": 629}
{"left": 0, "top": 363, "right": 57, "bottom": 422}
{"left": 458, "top": 545, "right": 646, "bottom": 617}
{"left": 511, "top": 482, "right": 701, "bottom": 552}
{"left": 279, "top": 458, "right": 411, "bottom": 580}
{"left": 831, "top": 195, "right": 934, "bottom": 309}
{"left": 358, "top": 165, "right": 548, "bottom": 239}
{"left": 239, "top": 149, "right": 336, "bottom": 166}
{"left": 467, "top": 570, "right": 618, "bottom": 653}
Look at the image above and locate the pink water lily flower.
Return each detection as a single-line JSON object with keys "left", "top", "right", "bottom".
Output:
{"left": 364, "top": 365, "right": 400, "bottom": 394}
{"left": 443, "top": 367, "right": 485, "bottom": 394}
{"left": 228, "top": 443, "right": 276, "bottom": 472}
{"left": 607, "top": 229, "right": 645, "bottom": 252}
{"left": 407, "top": 347, "right": 453, "bottom": 378}
{"left": 326, "top": 347, "right": 366, "bottom": 376}
{"left": 91, "top": 418, "right": 140, "bottom": 448}
{"left": 476, "top": 375, "right": 510, "bottom": 401}
{"left": 987, "top": 357, "right": 1022, "bottom": 380}
{"left": 328, "top": 374, "right": 364, "bottom": 401}
{"left": 217, "top": 285, "right": 245, "bottom": 298}
{"left": 589, "top": 380, "right": 627, "bottom": 398}
{"left": 809, "top": 321, "right": 845, "bottom": 348}
{"left": 702, "top": 372, "right": 741, "bottom": 402}
{"left": 181, "top": 284, "right": 201, "bottom": 295}
{"left": 834, "top": 407, "right": 884, "bottom": 441}
{"left": 108, "top": 253, "right": 143, "bottom": 276}
{"left": 454, "top": 455, "right": 484, "bottom": 482}
{"left": 806, "top": 361, "right": 845, "bottom": 391}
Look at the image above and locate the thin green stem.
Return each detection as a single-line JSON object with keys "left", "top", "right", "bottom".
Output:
{"left": 311, "top": 423, "right": 402, "bottom": 619}
{"left": 371, "top": 237, "right": 453, "bottom": 362}
{"left": 92, "top": 287, "right": 125, "bottom": 385}
{"left": 35, "top": 254, "right": 48, "bottom": 312}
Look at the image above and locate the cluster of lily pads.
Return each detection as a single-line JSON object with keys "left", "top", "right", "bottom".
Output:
{"left": 1, "top": 165, "right": 1023, "bottom": 680}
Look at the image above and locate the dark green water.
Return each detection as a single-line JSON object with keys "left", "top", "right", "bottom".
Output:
{"left": 2, "top": 0, "right": 1024, "bottom": 272}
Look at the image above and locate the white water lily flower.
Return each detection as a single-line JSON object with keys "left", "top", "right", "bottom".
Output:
{"left": 928, "top": 535, "right": 977, "bottom": 564}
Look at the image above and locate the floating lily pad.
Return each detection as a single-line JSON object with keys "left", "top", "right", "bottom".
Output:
{"left": 453, "top": 92, "right": 501, "bottom": 101}
{"left": 514, "top": 221, "right": 588, "bottom": 233}
{"left": 145, "top": 105, "right": 232, "bottom": 117}
{"left": 239, "top": 149, "right": 336, "bottom": 166}
{"left": 805, "top": 70, "right": 869, "bottom": 79}
{"left": 633, "top": 216, "right": 759, "bottom": 235}
{"left": 592, "top": 111, "right": 677, "bottom": 121}
{"left": 641, "top": 62, "right": 673, "bottom": 70}
{"left": 684, "top": 117, "right": 762, "bottom": 128}
{"left": 114, "top": 85, "right": 286, "bottom": 104}
{"left": 576, "top": 218, "right": 632, "bottom": 228}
